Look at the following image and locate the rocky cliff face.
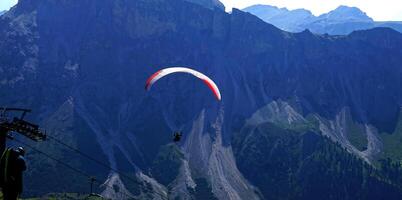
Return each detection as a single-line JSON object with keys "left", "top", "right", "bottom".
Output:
{"left": 1, "top": 0, "right": 402, "bottom": 199}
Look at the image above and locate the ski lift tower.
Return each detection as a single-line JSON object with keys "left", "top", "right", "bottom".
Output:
{"left": 0, "top": 107, "right": 46, "bottom": 153}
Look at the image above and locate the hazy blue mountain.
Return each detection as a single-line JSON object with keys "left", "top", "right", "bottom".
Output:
{"left": 185, "top": 0, "right": 225, "bottom": 10}
{"left": 1, "top": 0, "right": 402, "bottom": 199}
{"left": 243, "top": 5, "right": 402, "bottom": 35}
{"left": 317, "top": 6, "right": 373, "bottom": 22}
{"left": 375, "top": 21, "right": 402, "bottom": 33}
{"left": 242, "top": 5, "right": 315, "bottom": 32}
{"left": 0, "top": 11, "right": 5, "bottom": 16}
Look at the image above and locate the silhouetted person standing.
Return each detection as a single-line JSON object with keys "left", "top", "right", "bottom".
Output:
{"left": 1, "top": 147, "right": 26, "bottom": 200}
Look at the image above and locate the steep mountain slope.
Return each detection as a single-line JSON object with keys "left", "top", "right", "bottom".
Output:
{"left": 243, "top": 5, "right": 402, "bottom": 35}
{"left": 1, "top": 0, "right": 402, "bottom": 199}
{"left": 233, "top": 123, "right": 402, "bottom": 200}
{"left": 0, "top": 11, "right": 5, "bottom": 16}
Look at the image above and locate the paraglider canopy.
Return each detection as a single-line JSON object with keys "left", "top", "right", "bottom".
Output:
{"left": 145, "top": 67, "right": 221, "bottom": 101}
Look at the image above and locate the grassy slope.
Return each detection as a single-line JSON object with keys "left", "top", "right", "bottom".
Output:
{"left": 380, "top": 110, "right": 402, "bottom": 162}
{"left": 345, "top": 115, "right": 368, "bottom": 151}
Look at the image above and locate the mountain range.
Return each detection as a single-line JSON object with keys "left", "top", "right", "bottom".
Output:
{"left": 243, "top": 5, "right": 402, "bottom": 35}
{"left": 1, "top": 0, "right": 402, "bottom": 199}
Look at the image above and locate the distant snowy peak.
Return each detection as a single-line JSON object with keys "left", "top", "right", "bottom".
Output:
{"left": 318, "top": 6, "right": 373, "bottom": 22}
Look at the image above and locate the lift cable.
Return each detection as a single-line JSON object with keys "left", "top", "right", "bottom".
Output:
{"left": 46, "top": 134, "right": 141, "bottom": 184}
{"left": 42, "top": 134, "right": 168, "bottom": 200}
{"left": 12, "top": 137, "right": 136, "bottom": 199}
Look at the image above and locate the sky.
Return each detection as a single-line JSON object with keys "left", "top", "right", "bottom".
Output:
{"left": 0, "top": 0, "right": 17, "bottom": 11}
{"left": 1, "top": 0, "right": 401, "bottom": 21}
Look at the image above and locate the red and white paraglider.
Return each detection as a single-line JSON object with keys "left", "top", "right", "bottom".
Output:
{"left": 145, "top": 67, "right": 221, "bottom": 101}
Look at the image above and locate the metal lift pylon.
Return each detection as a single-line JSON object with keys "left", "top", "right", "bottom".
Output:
{"left": 0, "top": 107, "right": 46, "bottom": 154}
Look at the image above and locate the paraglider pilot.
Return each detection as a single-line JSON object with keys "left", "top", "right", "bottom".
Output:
{"left": 173, "top": 132, "right": 182, "bottom": 142}
{"left": 0, "top": 147, "right": 27, "bottom": 200}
